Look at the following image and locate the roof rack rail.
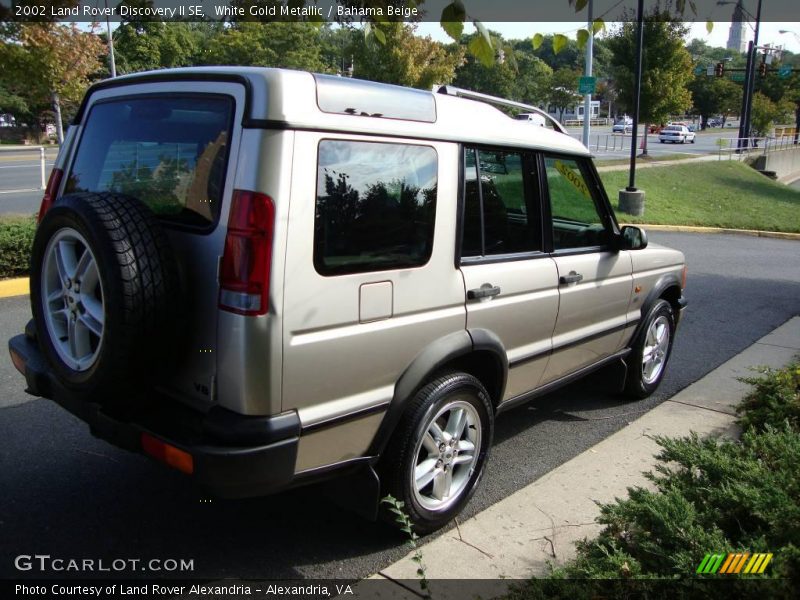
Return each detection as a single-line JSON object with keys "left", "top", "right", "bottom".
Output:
{"left": 433, "top": 85, "right": 568, "bottom": 135}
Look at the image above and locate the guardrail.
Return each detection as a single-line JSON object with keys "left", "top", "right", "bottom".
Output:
{"left": 570, "top": 132, "right": 629, "bottom": 153}
{"left": 717, "top": 135, "right": 799, "bottom": 161}
{"left": 0, "top": 146, "right": 51, "bottom": 192}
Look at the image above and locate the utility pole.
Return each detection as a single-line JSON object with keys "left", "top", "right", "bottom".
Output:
{"left": 627, "top": 0, "right": 645, "bottom": 191}
{"left": 737, "top": 41, "right": 753, "bottom": 149}
{"left": 105, "top": 0, "right": 116, "bottom": 77}
{"left": 618, "top": 0, "right": 646, "bottom": 216}
{"left": 741, "top": 0, "right": 763, "bottom": 148}
{"left": 581, "top": 0, "right": 593, "bottom": 147}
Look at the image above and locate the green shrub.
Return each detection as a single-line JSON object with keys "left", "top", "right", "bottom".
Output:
{"left": 737, "top": 364, "right": 800, "bottom": 433}
{"left": 0, "top": 215, "right": 36, "bottom": 278}
{"left": 510, "top": 363, "right": 800, "bottom": 597}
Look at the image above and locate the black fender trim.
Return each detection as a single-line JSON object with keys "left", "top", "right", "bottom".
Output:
{"left": 631, "top": 273, "right": 684, "bottom": 343}
{"left": 366, "top": 329, "right": 507, "bottom": 456}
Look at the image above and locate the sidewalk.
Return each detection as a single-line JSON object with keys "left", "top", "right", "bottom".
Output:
{"left": 364, "top": 317, "right": 800, "bottom": 598}
{"left": 595, "top": 153, "right": 720, "bottom": 172}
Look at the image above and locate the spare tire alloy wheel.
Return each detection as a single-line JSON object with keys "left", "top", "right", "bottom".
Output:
{"left": 41, "top": 228, "right": 104, "bottom": 372}
{"left": 381, "top": 373, "right": 493, "bottom": 533}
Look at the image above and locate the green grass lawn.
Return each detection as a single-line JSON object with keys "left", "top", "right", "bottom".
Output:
{"left": 600, "top": 161, "right": 800, "bottom": 233}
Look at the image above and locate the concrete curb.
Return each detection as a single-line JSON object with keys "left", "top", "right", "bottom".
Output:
{"left": 363, "top": 317, "right": 800, "bottom": 598}
{"left": 624, "top": 224, "right": 800, "bottom": 241}
{"left": 0, "top": 277, "right": 29, "bottom": 299}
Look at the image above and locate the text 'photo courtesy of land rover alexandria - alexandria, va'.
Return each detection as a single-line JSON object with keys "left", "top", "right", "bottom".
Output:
{"left": 8, "top": 67, "right": 687, "bottom": 533}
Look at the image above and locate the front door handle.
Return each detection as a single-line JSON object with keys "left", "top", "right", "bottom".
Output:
{"left": 468, "top": 284, "right": 501, "bottom": 300}
{"left": 559, "top": 271, "right": 584, "bottom": 285}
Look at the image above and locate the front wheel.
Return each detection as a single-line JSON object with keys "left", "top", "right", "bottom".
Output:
{"left": 379, "top": 373, "right": 493, "bottom": 534}
{"left": 623, "top": 300, "right": 676, "bottom": 399}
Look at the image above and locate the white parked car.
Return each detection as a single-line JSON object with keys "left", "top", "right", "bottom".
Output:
{"left": 612, "top": 120, "right": 632, "bottom": 133}
{"left": 659, "top": 125, "right": 695, "bottom": 144}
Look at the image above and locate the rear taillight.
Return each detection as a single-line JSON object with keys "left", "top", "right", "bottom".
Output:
{"left": 218, "top": 190, "right": 275, "bottom": 316}
{"left": 37, "top": 168, "right": 63, "bottom": 223}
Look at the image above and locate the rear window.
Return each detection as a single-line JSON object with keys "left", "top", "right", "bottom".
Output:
{"left": 65, "top": 95, "right": 233, "bottom": 229}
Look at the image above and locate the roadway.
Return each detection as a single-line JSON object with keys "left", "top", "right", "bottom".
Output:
{"left": 1, "top": 232, "right": 798, "bottom": 580}
{"left": 0, "top": 148, "right": 58, "bottom": 216}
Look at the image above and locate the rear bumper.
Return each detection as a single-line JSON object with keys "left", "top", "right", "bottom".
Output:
{"left": 8, "top": 328, "right": 300, "bottom": 499}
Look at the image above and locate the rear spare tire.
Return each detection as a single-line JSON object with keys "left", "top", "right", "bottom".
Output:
{"left": 30, "top": 192, "right": 180, "bottom": 410}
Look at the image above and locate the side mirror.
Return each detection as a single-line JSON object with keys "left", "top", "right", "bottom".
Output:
{"left": 618, "top": 225, "right": 648, "bottom": 250}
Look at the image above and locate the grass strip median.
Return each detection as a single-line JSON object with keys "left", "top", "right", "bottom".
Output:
{"left": 600, "top": 161, "right": 800, "bottom": 233}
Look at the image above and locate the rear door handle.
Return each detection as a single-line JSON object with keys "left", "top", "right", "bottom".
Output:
{"left": 467, "top": 284, "right": 501, "bottom": 300}
{"left": 559, "top": 272, "right": 584, "bottom": 285}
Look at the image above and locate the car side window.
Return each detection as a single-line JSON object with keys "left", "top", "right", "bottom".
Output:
{"left": 543, "top": 156, "right": 610, "bottom": 251}
{"left": 314, "top": 140, "right": 437, "bottom": 276}
{"left": 462, "top": 147, "right": 541, "bottom": 258}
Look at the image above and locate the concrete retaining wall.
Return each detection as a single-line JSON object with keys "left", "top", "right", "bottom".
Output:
{"left": 751, "top": 146, "right": 800, "bottom": 183}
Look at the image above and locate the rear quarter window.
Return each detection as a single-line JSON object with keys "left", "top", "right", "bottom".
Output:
{"left": 65, "top": 95, "right": 233, "bottom": 229}
{"left": 314, "top": 140, "right": 437, "bottom": 276}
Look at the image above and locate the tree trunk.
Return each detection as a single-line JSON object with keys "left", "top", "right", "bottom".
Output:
{"left": 51, "top": 91, "right": 64, "bottom": 145}
{"left": 641, "top": 122, "right": 649, "bottom": 156}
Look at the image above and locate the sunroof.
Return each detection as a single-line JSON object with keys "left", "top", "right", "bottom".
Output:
{"left": 314, "top": 74, "right": 436, "bottom": 123}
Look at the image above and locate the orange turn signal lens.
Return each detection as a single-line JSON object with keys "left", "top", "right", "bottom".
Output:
{"left": 141, "top": 433, "right": 194, "bottom": 474}
{"left": 9, "top": 348, "right": 26, "bottom": 376}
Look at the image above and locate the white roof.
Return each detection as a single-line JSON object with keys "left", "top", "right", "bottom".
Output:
{"left": 102, "top": 66, "right": 590, "bottom": 156}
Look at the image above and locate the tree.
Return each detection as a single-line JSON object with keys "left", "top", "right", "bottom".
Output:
{"left": 689, "top": 75, "right": 741, "bottom": 128}
{"left": 607, "top": 15, "right": 693, "bottom": 155}
{"left": 750, "top": 92, "right": 794, "bottom": 137}
{"left": 453, "top": 33, "right": 551, "bottom": 105}
{"left": 547, "top": 68, "right": 581, "bottom": 122}
{"left": 113, "top": 22, "right": 200, "bottom": 74}
{"left": 351, "top": 23, "right": 463, "bottom": 90}
{"left": 0, "top": 23, "right": 105, "bottom": 142}
{"left": 197, "top": 21, "right": 329, "bottom": 72}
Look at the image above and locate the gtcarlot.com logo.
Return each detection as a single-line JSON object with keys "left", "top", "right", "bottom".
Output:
{"left": 696, "top": 552, "right": 773, "bottom": 575}
{"left": 14, "top": 554, "right": 194, "bottom": 573}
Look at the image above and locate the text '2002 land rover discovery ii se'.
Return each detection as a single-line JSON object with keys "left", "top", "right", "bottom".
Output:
{"left": 9, "top": 67, "right": 687, "bottom": 533}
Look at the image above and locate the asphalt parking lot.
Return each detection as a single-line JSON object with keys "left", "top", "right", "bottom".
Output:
{"left": 1, "top": 231, "right": 798, "bottom": 580}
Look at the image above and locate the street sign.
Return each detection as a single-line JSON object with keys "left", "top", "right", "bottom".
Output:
{"left": 694, "top": 65, "right": 704, "bottom": 75}
{"left": 730, "top": 72, "right": 745, "bottom": 82}
{"left": 779, "top": 64, "right": 792, "bottom": 79}
{"left": 707, "top": 65, "right": 715, "bottom": 76}
{"left": 578, "top": 76, "right": 597, "bottom": 94}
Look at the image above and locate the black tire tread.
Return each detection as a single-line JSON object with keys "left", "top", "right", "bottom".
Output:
{"left": 379, "top": 372, "right": 493, "bottom": 534}
{"left": 623, "top": 299, "right": 675, "bottom": 400}
{"left": 31, "top": 192, "right": 180, "bottom": 408}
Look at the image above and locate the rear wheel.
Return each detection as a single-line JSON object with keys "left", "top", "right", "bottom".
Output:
{"left": 31, "top": 192, "right": 181, "bottom": 411}
{"left": 379, "top": 373, "right": 493, "bottom": 534}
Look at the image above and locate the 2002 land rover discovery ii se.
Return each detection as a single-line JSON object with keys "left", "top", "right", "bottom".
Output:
{"left": 9, "top": 67, "right": 686, "bottom": 533}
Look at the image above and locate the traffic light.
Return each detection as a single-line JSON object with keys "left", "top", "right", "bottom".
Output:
{"left": 759, "top": 62, "right": 768, "bottom": 77}
{"left": 715, "top": 62, "right": 724, "bottom": 77}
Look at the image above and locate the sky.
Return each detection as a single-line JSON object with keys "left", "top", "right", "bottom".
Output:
{"left": 416, "top": 21, "right": 800, "bottom": 55}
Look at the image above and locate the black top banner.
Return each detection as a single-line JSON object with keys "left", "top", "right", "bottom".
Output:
{"left": 1, "top": 0, "right": 799, "bottom": 24}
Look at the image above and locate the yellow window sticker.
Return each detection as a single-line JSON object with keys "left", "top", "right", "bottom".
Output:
{"left": 554, "top": 160, "right": 590, "bottom": 198}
